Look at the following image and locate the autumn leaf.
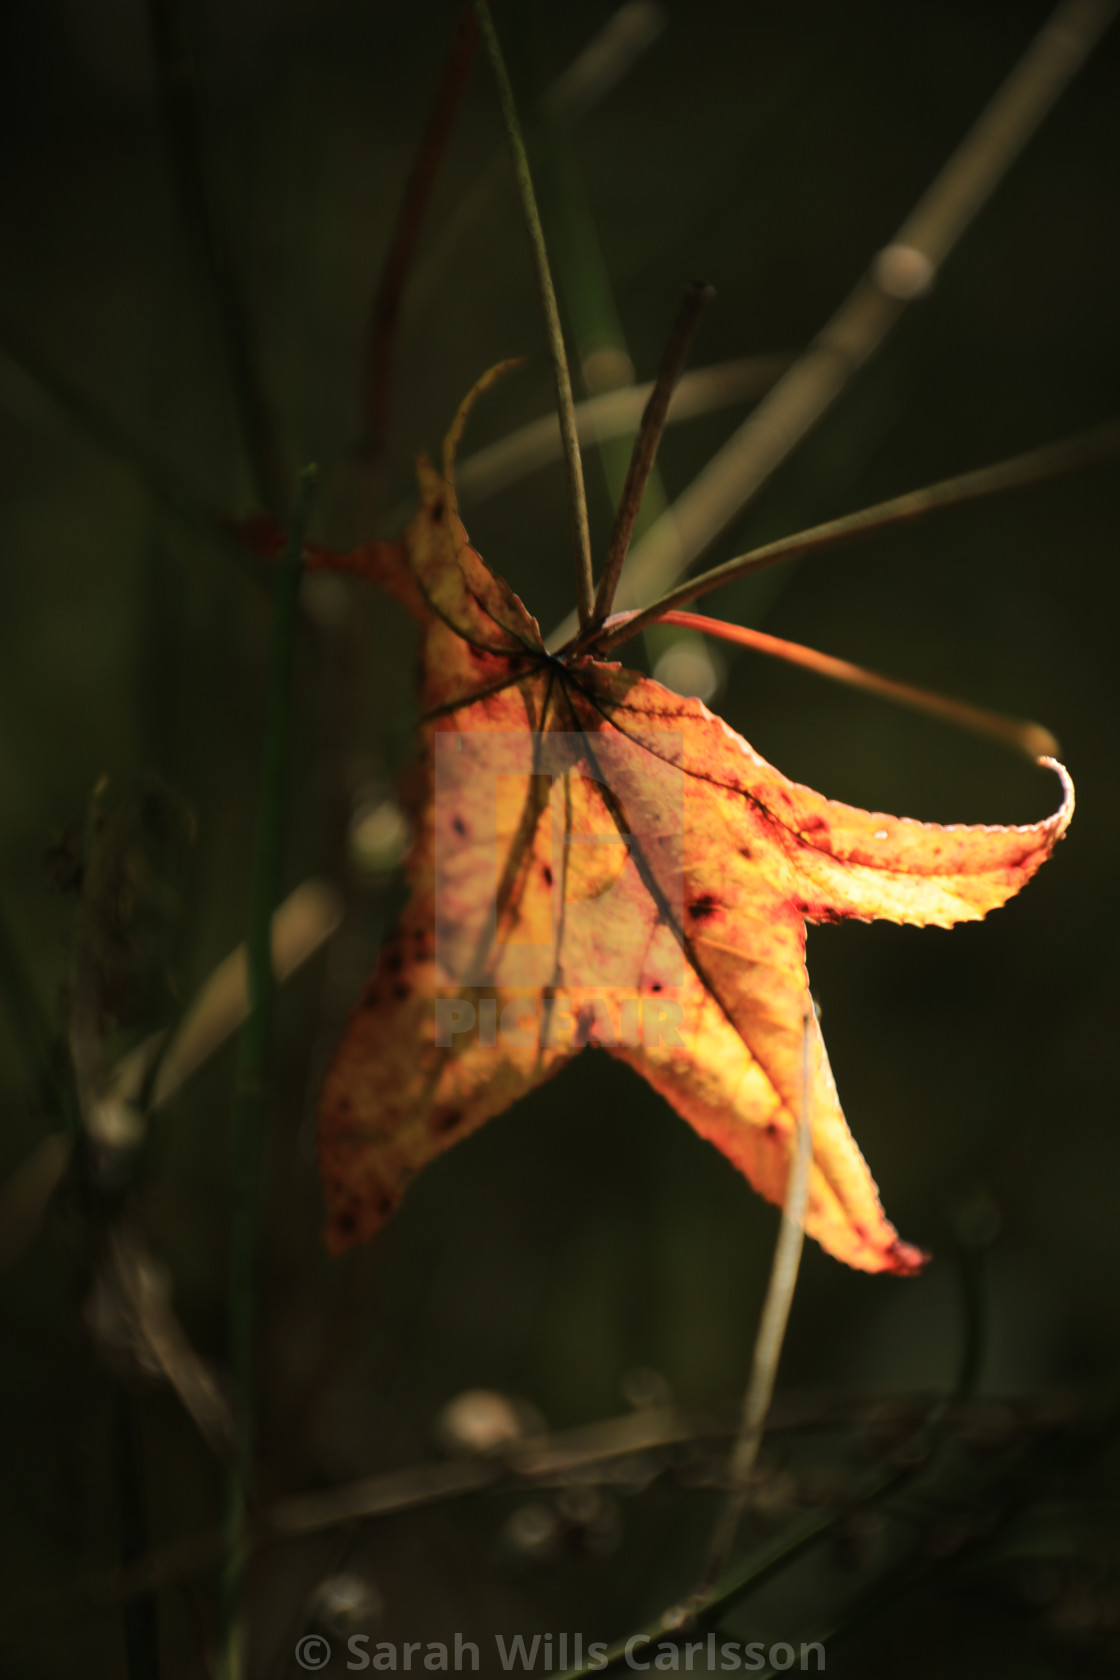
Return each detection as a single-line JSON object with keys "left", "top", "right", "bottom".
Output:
{"left": 302, "top": 397, "right": 1073, "bottom": 1277}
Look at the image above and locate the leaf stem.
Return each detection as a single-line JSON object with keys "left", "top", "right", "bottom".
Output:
{"left": 221, "top": 465, "right": 316, "bottom": 1680}
{"left": 600, "top": 420, "right": 1120, "bottom": 646}
{"left": 472, "top": 0, "right": 595, "bottom": 625}
{"left": 609, "top": 0, "right": 1118, "bottom": 612}
{"left": 591, "top": 282, "right": 715, "bottom": 627}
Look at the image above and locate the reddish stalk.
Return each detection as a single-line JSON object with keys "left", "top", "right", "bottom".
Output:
{"left": 646, "top": 610, "right": 1058, "bottom": 760}
{"left": 363, "top": 5, "right": 479, "bottom": 488}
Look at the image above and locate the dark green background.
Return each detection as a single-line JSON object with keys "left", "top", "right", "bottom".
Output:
{"left": 1, "top": 2, "right": 1118, "bottom": 1675}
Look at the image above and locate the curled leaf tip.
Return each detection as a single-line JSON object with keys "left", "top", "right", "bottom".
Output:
{"left": 1037, "top": 754, "right": 1075, "bottom": 838}
{"left": 884, "top": 1238, "right": 930, "bottom": 1278}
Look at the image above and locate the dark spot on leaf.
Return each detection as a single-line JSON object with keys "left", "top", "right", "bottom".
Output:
{"left": 689, "top": 894, "right": 718, "bottom": 920}
{"left": 886, "top": 1239, "right": 927, "bottom": 1275}
{"left": 651, "top": 982, "right": 663, "bottom": 993}
{"left": 797, "top": 899, "right": 843, "bottom": 925}
{"left": 542, "top": 864, "right": 553, "bottom": 885}
{"left": 452, "top": 816, "right": 467, "bottom": 837}
{"left": 434, "top": 1109, "right": 463, "bottom": 1135}
{"left": 765, "top": 1122, "right": 780, "bottom": 1140}
{"left": 738, "top": 845, "right": 753, "bottom": 861}
{"left": 393, "top": 982, "right": 409, "bottom": 1000}
{"left": 431, "top": 497, "right": 445, "bottom": 521}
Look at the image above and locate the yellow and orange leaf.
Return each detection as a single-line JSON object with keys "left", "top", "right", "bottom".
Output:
{"left": 305, "top": 408, "right": 1073, "bottom": 1277}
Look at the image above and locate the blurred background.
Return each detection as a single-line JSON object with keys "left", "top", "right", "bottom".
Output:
{"left": 1, "top": 1, "right": 1118, "bottom": 1675}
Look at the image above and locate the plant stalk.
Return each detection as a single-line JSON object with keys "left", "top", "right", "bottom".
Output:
{"left": 610, "top": 0, "right": 1118, "bottom": 614}
{"left": 472, "top": 0, "right": 595, "bottom": 625}
{"left": 697, "top": 1004, "right": 815, "bottom": 1592}
{"left": 592, "top": 281, "right": 714, "bottom": 627}
{"left": 221, "top": 465, "right": 316, "bottom": 1680}
{"left": 602, "top": 420, "right": 1120, "bottom": 646}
